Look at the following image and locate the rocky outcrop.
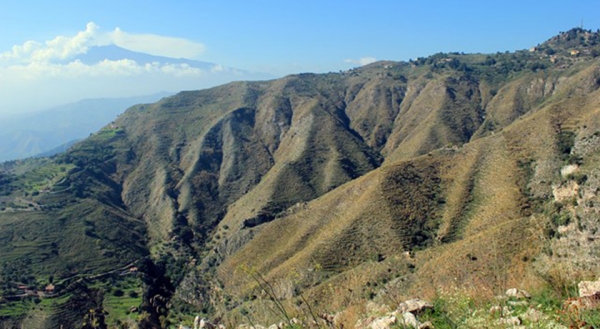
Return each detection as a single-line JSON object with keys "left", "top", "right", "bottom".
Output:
{"left": 397, "top": 298, "right": 433, "bottom": 315}
{"left": 356, "top": 298, "right": 434, "bottom": 329}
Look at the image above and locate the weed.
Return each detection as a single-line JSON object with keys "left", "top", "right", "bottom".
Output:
{"left": 240, "top": 265, "right": 293, "bottom": 326}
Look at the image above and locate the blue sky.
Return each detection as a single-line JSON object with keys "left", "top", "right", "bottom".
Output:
{"left": 1, "top": 0, "right": 599, "bottom": 115}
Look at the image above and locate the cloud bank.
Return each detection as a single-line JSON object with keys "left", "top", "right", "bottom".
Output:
{"left": 109, "top": 27, "right": 206, "bottom": 59}
{"left": 0, "top": 23, "right": 265, "bottom": 116}
{"left": 344, "top": 57, "right": 377, "bottom": 66}
{"left": 0, "top": 22, "right": 205, "bottom": 65}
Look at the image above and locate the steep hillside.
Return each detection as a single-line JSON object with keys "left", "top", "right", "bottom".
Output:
{"left": 1, "top": 28, "right": 600, "bottom": 328}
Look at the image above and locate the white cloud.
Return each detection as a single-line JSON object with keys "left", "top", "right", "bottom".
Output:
{"left": 0, "top": 22, "right": 210, "bottom": 80}
{"left": 0, "top": 22, "right": 100, "bottom": 64}
{"left": 0, "top": 59, "right": 208, "bottom": 79}
{"left": 344, "top": 57, "right": 377, "bottom": 66}
{"left": 109, "top": 28, "right": 205, "bottom": 59}
{"left": 0, "top": 23, "right": 268, "bottom": 117}
{"left": 0, "top": 22, "right": 206, "bottom": 65}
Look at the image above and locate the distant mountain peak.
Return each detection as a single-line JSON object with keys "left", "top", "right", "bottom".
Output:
{"left": 75, "top": 44, "right": 216, "bottom": 68}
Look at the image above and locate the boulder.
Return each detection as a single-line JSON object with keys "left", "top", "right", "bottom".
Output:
{"left": 397, "top": 298, "right": 433, "bottom": 315}
{"left": 578, "top": 278, "right": 600, "bottom": 297}
{"left": 505, "top": 288, "right": 531, "bottom": 299}
{"left": 368, "top": 315, "right": 396, "bottom": 329}
{"left": 200, "top": 318, "right": 215, "bottom": 329}
{"left": 399, "top": 312, "right": 419, "bottom": 328}
{"left": 564, "top": 292, "right": 600, "bottom": 311}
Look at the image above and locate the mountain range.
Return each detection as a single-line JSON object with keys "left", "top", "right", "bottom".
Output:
{"left": 1, "top": 28, "right": 600, "bottom": 328}
{"left": 75, "top": 45, "right": 217, "bottom": 69}
{"left": 0, "top": 45, "right": 274, "bottom": 163}
{"left": 0, "top": 93, "right": 171, "bottom": 162}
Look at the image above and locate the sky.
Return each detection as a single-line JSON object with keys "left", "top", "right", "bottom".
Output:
{"left": 1, "top": 0, "right": 600, "bottom": 117}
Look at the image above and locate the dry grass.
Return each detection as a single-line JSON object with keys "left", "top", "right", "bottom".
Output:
{"left": 212, "top": 61, "right": 600, "bottom": 326}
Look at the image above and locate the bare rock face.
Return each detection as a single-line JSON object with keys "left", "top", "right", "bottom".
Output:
{"left": 578, "top": 278, "right": 600, "bottom": 297}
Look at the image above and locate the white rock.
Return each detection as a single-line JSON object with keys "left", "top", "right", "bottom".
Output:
{"left": 400, "top": 312, "right": 419, "bottom": 328}
{"left": 397, "top": 298, "right": 433, "bottom": 314}
{"left": 505, "top": 288, "right": 531, "bottom": 299}
{"left": 578, "top": 278, "right": 600, "bottom": 297}
{"left": 368, "top": 315, "right": 396, "bottom": 329}
{"left": 418, "top": 321, "right": 434, "bottom": 329}
{"left": 561, "top": 164, "right": 579, "bottom": 177}
{"left": 494, "top": 316, "right": 521, "bottom": 327}
{"left": 200, "top": 318, "right": 215, "bottom": 329}
{"left": 552, "top": 181, "right": 579, "bottom": 202}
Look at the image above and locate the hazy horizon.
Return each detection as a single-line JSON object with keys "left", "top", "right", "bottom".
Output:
{"left": 1, "top": 0, "right": 599, "bottom": 117}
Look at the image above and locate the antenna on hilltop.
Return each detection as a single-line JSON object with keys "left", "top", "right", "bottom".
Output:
{"left": 580, "top": 19, "right": 584, "bottom": 29}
